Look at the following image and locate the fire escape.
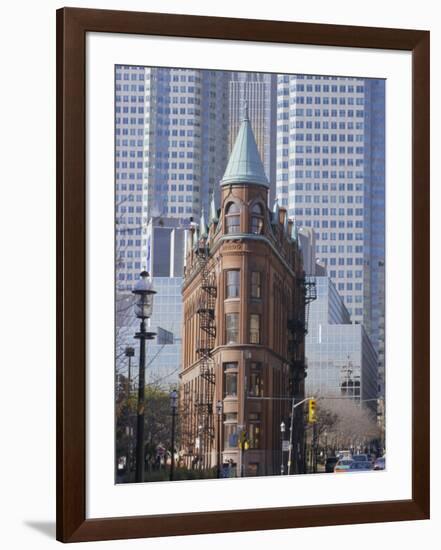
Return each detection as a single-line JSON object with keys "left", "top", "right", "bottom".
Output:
{"left": 288, "top": 275, "right": 317, "bottom": 352}
{"left": 194, "top": 243, "right": 217, "bottom": 469}
{"left": 287, "top": 274, "right": 317, "bottom": 474}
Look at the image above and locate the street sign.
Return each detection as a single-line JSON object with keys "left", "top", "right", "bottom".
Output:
{"left": 282, "top": 440, "right": 290, "bottom": 452}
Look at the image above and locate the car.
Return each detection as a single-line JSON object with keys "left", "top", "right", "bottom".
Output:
{"left": 352, "top": 454, "right": 370, "bottom": 462}
{"left": 373, "top": 456, "right": 386, "bottom": 470}
{"left": 334, "top": 459, "right": 353, "bottom": 473}
{"left": 325, "top": 456, "right": 339, "bottom": 473}
{"left": 337, "top": 450, "right": 352, "bottom": 460}
{"left": 349, "top": 460, "right": 373, "bottom": 472}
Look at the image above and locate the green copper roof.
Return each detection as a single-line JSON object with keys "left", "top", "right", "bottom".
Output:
{"left": 192, "top": 226, "right": 199, "bottom": 248}
{"left": 291, "top": 222, "right": 298, "bottom": 241}
{"left": 209, "top": 194, "right": 219, "bottom": 224}
{"left": 221, "top": 106, "right": 269, "bottom": 188}
{"left": 199, "top": 207, "right": 208, "bottom": 238}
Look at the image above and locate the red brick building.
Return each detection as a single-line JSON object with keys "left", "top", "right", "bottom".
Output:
{"left": 180, "top": 109, "right": 308, "bottom": 477}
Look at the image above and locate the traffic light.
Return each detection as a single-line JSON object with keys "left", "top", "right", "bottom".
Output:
{"left": 308, "top": 398, "right": 317, "bottom": 423}
{"left": 238, "top": 430, "right": 250, "bottom": 451}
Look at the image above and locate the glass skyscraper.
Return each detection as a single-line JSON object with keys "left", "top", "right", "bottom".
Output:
{"left": 116, "top": 278, "right": 183, "bottom": 388}
{"left": 305, "top": 277, "right": 378, "bottom": 413}
{"left": 228, "top": 72, "right": 277, "bottom": 202}
{"left": 115, "top": 65, "right": 230, "bottom": 289}
{"left": 275, "top": 75, "right": 385, "bottom": 390}
{"left": 116, "top": 216, "right": 186, "bottom": 388}
{"left": 114, "top": 68, "right": 385, "bottom": 395}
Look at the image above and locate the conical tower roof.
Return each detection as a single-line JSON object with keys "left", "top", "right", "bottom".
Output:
{"left": 291, "top": 221, "right": 298, "bottom": 241}
{"left": 209, "top": 194, "right": 218, "bottom": 224}
{"left": 221, "top": 105, "right": 269, "bottom": 188}
{"left": 199, "top": 208, "right": 208, "bottom": 238}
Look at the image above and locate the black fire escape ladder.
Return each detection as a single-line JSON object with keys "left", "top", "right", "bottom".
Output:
{"left": 194, "top": 246, "right": 217, "bottom": 465}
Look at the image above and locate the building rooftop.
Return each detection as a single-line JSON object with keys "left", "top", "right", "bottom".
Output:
{"left": 221, "top": 105, "right": 269, "bottom": 188}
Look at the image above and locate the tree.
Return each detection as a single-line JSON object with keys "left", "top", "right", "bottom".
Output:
{"left": 115, "top": 382, "right": 180, "bottom": 481}
{"left": 315, "top": 398, "right": 380, "bottom": 455}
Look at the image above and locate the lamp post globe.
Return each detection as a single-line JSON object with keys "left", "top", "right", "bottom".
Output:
{"left": 133, "top": 271, "right": 155, "bottom": 319}
{"left": 170, "top": 389, "right": 178, "bottom": 411}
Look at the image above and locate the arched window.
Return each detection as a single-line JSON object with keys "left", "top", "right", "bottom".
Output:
{"left": 250, "top": 203, "right": 264, "bottom": 234}
{"left": 225, "top": 202, "right": 240, "bottom": 234}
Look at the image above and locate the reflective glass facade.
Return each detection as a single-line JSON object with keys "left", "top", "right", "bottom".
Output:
{"left": 115, "top": 65, "right": 229, "bottom": 289}
{"left": 145, "top": 277, "right": 183, "bottom": 386}
{"left": 275, "top": 76, "right": 385, "bottom": 383}
{"left": 305, "top": 277, "right": 378, "bottom": 413}
{"left": 116, "top": 277, "right": 183, "bottom": 388}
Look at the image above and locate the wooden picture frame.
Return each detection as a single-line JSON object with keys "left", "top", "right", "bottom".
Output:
{"left": 56, "top": 7, "right": 430, "bottom": 542}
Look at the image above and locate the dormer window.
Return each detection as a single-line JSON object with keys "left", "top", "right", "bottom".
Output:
{"left": 225, "top": 202, "right": 240, "bottom": 234}
{"left": 250, "top": 203, "right": 264, "bottom": 234}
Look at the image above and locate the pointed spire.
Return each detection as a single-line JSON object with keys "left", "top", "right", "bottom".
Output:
{"left": 209, "top": 194, "right": 218, "bottom": 224}
{"left": 272, "top": 198, "right": 279, "bottom": 223}
{"left": 199, "top": 208, "right": 208, "bottom": 239}
{"left": 192, "top": 226, "right": 199, "bottom": 249}
{"left": 284, "top": 212, "right": 289, "bottom": 234}
{"left": 221, "top": 102, "right": 268, "bottom": 188}
{"left": 291, "top": 220, "right": 298, "bottom": 241}
{"left": 243, "top": 100, "right": 249, "bottom": 121}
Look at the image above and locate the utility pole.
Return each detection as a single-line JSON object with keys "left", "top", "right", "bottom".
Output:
{"left": 216, "top": 400, "right": 223, "bottom": 478}
{"left": 312, "top": 422, "right": 318, "bottom": 473}
{"left": 170, "top": 390, "right": 177, "bottom": 481}
{"left": 280, "top": 421, "right": 286, "bottom": 475}
{"left": 125, "top": 346, "right": 135, "bottom": 479}
{"left": 287, "top": 396, "right": 315, "bottom": 475}
{"left": 134, "top": 319, "right": 148, "bottom": 482}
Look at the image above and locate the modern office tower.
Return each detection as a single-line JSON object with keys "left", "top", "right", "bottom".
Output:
{"left": 146, "top": 216, "right": 188, "bottom": 278}
{"left": 180, "top": 113, "right": 308, "bottom": 477}
{"left": 365, "top": 81, "right": 386, "bottom": 398}
{"left": 115, "top": 279, "right": 183, "bottom": 388}
{"left": 229, "top": 72, "right": 277, "bottom": 203}
{"left": 115, "top": 65, "right": 230, "bottom": 290}
{"left": 275, "top": 75, "right": 385, "bottom": 378}
{"left": 298, "top": 227, "right": 326, "bottom": 277}
{"left": 115, "top": 217, "right": 188, "bottom": 388}
{"left": 305, "top": 277, "right": 378, "bottom": 415}
{"left": 143, "top": 277, "right": 183, "bottom": 385}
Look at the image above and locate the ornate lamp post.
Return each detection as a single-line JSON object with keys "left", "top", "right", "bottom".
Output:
{"left": 124, "top": 346, "right": 135, "bottom": 478}
{"left": 216, "top": 400, "right": 223, "bottom": 478}
{"left": 280, "top": 421, "right": 286, "bottom": 475}
{"left": 170, "top": 389, "right": 178, "bottom": 481}
{"left": 132, "top": 271, "right": 156, "bottom": 483}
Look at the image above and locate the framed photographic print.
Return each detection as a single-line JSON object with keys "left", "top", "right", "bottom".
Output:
{"left": 56, "top": 7, "right": 430, "bottom": 543}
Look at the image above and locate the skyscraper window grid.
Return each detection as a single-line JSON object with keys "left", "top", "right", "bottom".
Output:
{"left": 275, "top": 75, "right": 385, "bottom": 382}
{"left": 115, "top": 65, "right": 230, "bottom": 290}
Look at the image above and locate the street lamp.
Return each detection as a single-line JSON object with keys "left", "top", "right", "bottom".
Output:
{"left": 170, "top": 389, "right": 178, "bottom": 481}
{"left": 125, "top": 346, "right": 135, "bottom": 479}
{"left": 132, "top": 271, "right": 156, "bottom": 483}
{"left": 197, "top": 424, "right": 203, "bottom": 471}
{"left": 216, "top": 400, "right": 223, "bottom": 479}
{"left": 280, "top": 421, "right": 286, "bottom": 475}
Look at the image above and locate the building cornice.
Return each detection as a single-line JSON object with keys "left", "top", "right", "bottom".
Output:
{"left": 211, "top": 234, "right": 296, "bottom": 278}
{"left": 183, "top": 232, "right": 297, "bottom": 291}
